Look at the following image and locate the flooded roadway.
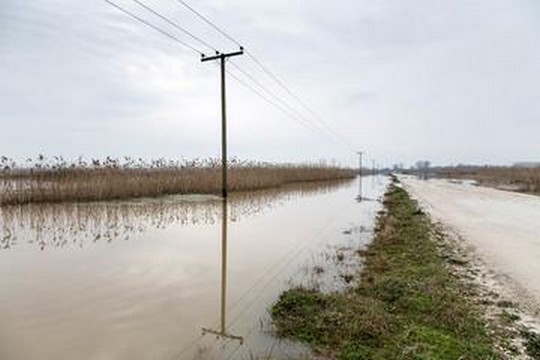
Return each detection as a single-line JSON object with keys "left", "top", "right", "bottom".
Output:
{"left": 0, "top": 176, "right": 387, "bottom": 360}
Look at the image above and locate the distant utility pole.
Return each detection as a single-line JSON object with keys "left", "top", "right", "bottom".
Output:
{"left": 356, "top": 151, "right": 363, "bottom": 201}
{"left": 201, "top": 47, "right": 244, "bottom": 199}
{"left": 357, "top": 151, "right": 363, "bottom": 177}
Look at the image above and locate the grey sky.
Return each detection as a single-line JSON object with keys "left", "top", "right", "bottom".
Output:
{"left": 1, "top": 0, "right": 538, "bottom": 167}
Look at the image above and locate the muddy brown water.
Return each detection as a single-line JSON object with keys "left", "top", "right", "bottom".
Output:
{"left": 0, "top": 176, "right": 387, "bottom": 360}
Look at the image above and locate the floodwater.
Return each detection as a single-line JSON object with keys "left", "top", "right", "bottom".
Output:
{"left": 0, "top": 176, "right": 387, "bottom": 360}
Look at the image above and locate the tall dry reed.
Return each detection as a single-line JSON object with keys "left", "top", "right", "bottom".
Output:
{"left": 0, "top": 156, "right": 357, "bottom": 205}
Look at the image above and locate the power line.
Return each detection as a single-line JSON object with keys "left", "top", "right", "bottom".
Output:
{"left": 109, "top": 0, "right": 347, "bottom": 148}
{"left": 121, "top": 0, "right": 305, "bottom": 130}
{"left": 247, "top": 52, "right": 357, "bottom": 150}
{"left": 104, "top": 0, "right": 203, "bottom": 54}
{"left": 129, "top": 1, "right": 327, "bottom": 136}
{"left": 172, "top": 0, "right": 357, "bottom": 151}
{"left": 129, "top": 0, "right": 217, "bottom": 52}
{"left": 227, "top": 69, "right": 320, "bottom": 133}
{"left": 174, "top": 0, "right": 243, "bottom": 47}
{"left": 226, "top": 69, "right": 323, "bottom": 135}
{"left": 108, "top": 0, "right": 358, "bottom": 153}
{"left": 229, "top": 61, "right": 316, "bottom": 123}
{"left": 124, "top": 0, "right": 289, "bottom": 120}
{"left": 228, "top": 62, "right": 355, "bottom": 150}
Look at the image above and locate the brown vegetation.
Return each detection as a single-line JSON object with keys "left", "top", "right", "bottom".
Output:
{"left": 0, "top": 156, "right": 356, "bottom": 205}
{"left": 435, "top": 166, "right": 540, "bottom": 194}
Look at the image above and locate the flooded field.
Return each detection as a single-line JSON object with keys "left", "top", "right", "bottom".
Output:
{"left": 0, "top": 176, "right": 387, "bottom": 360}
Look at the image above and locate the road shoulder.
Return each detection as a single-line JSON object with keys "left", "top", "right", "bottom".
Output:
{"left": 271, "top": 178, "right": 514, "bottom": 358}
{"left": 402, "top": 177, "right": 540, "bottom": 359}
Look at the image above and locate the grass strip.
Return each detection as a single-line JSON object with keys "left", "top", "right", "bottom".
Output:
{"left": 271, "top": 179, "right": 499, "bottom": 359}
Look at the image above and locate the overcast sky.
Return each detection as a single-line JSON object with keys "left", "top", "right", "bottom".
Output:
{"left": 1, "top": 0, "right": 538, "bottom": 167}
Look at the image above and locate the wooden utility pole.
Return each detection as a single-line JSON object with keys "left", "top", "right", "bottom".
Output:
{"left": 356, "top": 151, "right": 363, "bottom": 201}
{"left": 201, "top": 48, "right": 244, "bottom": 199}
{"left": 201, "top": 48, "right": 244, "bottom": 343}
{"left": 357, "top": 151, "right": 363, "bottom": 176}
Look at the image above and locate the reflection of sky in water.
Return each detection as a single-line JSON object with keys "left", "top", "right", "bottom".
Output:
{"left": 0, "top": 176, "right": 388, "bottom": 360}
{"left": 0, "top": 180, "right": 352, "bottom": 251}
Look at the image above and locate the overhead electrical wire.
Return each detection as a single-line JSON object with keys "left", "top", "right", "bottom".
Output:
{"left": 173, "top": 0, "right": 357, "bottom": 151}
{"left": 174, "top": 0, "right": 242, "bottom": 47}
{"left": 228, "top": 61, "right": 354, "bottom": 149}
{"left": 119, "top": 0, "right": 341, "bottom": 141}
{"left": 244, "top": 54, "right": 358, "bottom": 151}
{"left": 229, "top": 61, "right": 323, "bottom": 127}
{"left": 106, "top": 0, "right": 320, "bottom": 136}
{"left": 226, "top": 69, "right": 322, "bottom": 134}
{"left": 130, "top": 0, "right": 216, "bottom": 53}
{"left": 104, "top": 0, "right": 203, "bottom": 55}
{"left": 105, "top": 1, "right": 346, "bottom": 148}
{"left": 105, "top": 0, "right": 357, "bottom": 152}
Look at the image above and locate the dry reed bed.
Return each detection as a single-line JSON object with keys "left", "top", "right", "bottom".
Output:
{"left": 0, "top": 156, "right": 356, "bottom": 205}
{"left": 435, "top": 166, "right": 540, "bottom": 194}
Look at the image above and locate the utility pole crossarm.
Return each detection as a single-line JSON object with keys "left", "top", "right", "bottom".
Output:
{"left": 201, "top": 48, "right": 244, "bottom": 62}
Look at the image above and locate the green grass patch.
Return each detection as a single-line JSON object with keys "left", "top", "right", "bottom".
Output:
{"left": 272, "top": 181, "right": 499, "bottom": 359}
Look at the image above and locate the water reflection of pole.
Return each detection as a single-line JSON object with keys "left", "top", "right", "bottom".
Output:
{"left": 220, "top": 198, "right": 227, "bottom": 334}
{"left": 202, "top": 198, "right": 243, "bottom": 344}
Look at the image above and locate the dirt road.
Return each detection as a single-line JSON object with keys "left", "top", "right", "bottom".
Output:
{"left": 401, "top": 177, "right": 540, "bottom": 314}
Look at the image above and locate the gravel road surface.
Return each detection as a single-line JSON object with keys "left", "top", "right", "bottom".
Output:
{"left": 402, "top": 177, "right": 540, "bottom": 314}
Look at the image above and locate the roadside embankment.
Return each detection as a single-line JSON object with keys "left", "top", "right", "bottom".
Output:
{"left": 271, "top": 179, "right": 499, "bottom": 359}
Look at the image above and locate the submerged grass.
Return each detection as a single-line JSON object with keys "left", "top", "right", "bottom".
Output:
{"left": 0, "top": 156, "right": 356, "bottom": 205}
{"left": 271, "top": 179, "right": 499, "bottom": 359}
